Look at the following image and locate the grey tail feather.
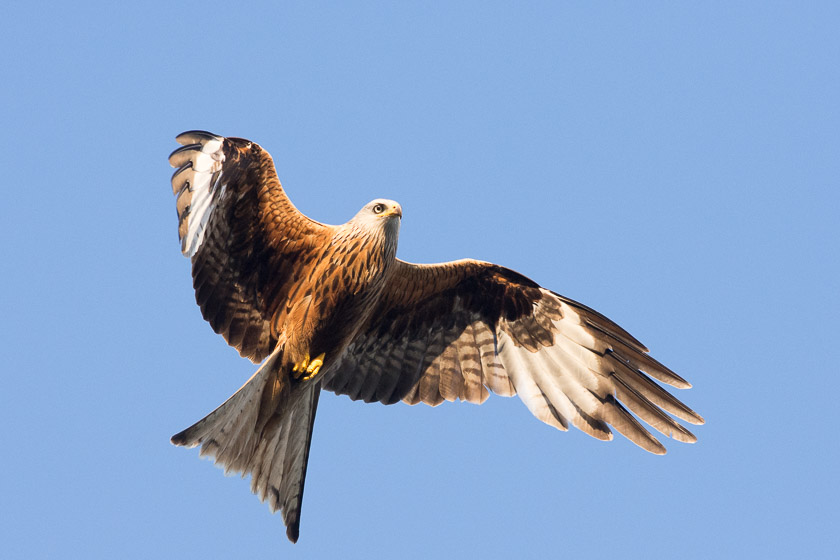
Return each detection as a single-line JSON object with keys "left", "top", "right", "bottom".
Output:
{"left": 251, "top": 380, "right": 320, "bottom": 543}
{"left": 171, "top": 346, "right": 321, "bottom": 543}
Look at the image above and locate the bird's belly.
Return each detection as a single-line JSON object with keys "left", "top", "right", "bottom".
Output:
{"left": 280, "top": 282, "right": 381, "bottom": 373}
{"left": 309, "top": 291, "right": 379, "bottom": 357}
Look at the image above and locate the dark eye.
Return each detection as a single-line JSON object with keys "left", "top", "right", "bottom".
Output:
{"left": 373, "top": 203, "right": 385, "bottom": 214}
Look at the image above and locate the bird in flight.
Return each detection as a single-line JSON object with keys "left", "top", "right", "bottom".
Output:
{"left": 168, "top": 130, "right": 703, "bottom": 543}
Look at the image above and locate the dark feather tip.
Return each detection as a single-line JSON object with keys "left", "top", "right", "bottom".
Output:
{"left": 286, "top": 524, "right": 300, "bottom": 543}
{"left": 170, "top": 431, "right": 188, "bottom": 446}
{"left": 175, "top": 130, "right": 222, "bottom": 145}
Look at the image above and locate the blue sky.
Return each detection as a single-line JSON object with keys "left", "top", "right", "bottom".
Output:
{"left": 2, "top": 1, "right": 838, "bottom": 558}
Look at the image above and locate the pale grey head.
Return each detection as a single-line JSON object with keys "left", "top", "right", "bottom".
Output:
{"left": 348, "top": 198, "right": 402, "bottom": 256}
{"left": 351, "top": 198, "right": 401, "bottom": 230}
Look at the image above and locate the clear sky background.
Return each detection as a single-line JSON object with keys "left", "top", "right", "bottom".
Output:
{"left": 2, "top": 2, "right": 838, "bottom": 558}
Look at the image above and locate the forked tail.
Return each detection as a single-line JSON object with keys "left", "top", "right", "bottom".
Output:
{"left": 171, "top": 346, "right": 321, "bottom": 542}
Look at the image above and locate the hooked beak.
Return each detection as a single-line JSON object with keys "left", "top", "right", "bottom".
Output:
{"left": 383, "top": 205, "right": 402, "bottom": 219}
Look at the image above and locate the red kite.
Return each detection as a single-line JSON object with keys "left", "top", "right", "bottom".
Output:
{"left": 169, "top": 131, "right": 703, "bottom": 542}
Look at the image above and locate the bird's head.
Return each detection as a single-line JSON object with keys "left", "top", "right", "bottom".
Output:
{"left": 364, "top": 199, "right": 402, "bottom": 220}
{"left": 350, "top": 198, "right": 402, "bottom": 251}
{"left": 353, "top": 198, "right": 402, "bottom": 227}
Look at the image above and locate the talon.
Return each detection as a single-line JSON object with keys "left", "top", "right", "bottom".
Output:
{"left": 292, "top": 354, "right": 311, "bottom": 376}
{"left": 302, "top": 353, "right": 326, "bottom": 381}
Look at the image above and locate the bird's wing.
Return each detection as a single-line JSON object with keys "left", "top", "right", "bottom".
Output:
{"left": 169, "top": 131, "right": 331, "bottom": 362}
{"left": 324, "top": 259, "right": 703, "bottom": 453}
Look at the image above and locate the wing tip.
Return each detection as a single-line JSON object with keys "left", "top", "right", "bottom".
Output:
{"left": 286, "top": 524, "right": 300, "bottom": 544}
{"left": 168, "top": 143, "right": 199, "bottom": 167}
{"left": 170, "top": 426, "right": 204, "bottom": 448}
{"left": 661, "top": 371, "right": 692, "bottom": 390}
{"left": 175, "top": 130, "right": 223, "bottom": 145}
{"left": 674, "top": 430, "right": 698, "bottom": 444}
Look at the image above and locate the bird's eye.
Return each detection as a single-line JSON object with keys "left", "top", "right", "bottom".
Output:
{"left": 373, "top": 203, "right": 385, "bottom": 214}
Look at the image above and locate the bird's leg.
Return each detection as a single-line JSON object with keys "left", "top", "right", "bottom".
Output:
{"left": 291, "top": 352, "right": 326, "bottom": 381}
{"left": 302, "top": 353, "right": 326, "bottom": 381}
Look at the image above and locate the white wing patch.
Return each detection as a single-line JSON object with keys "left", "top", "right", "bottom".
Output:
{"left": 496, "top": 294, "right": 699, "bottom": 453}
{"left": 499, "top": 331, "right": 571, "bottom": 431}
{"left": 170, "top": 132, "right": 227, "bottom": 257}
{"left": 498, "top": 297, "right": 606, "bottom": 432}
{"left": 499, "top": 327, "right": 613, "bottom": 438}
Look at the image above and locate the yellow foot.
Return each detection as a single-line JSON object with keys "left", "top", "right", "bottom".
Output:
{"left": 302, "top": 353, "right": 325, "bottom": 381}
{"left": 292, "top": 354, "right": 310, "bottom": 376}
{"left": 292, "top": 353, "right": 326, "bottom": 381}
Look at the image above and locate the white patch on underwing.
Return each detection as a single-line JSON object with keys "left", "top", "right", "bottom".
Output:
{"left": 180, "top": 137, "right": 225, "bottom": 257}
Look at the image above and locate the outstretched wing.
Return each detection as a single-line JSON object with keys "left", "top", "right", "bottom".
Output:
{"left": 169, "top": 131, "right": 331, "bottom": 362}
{"left": 324, "top": 259, "right": 703, "bottom": 454}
